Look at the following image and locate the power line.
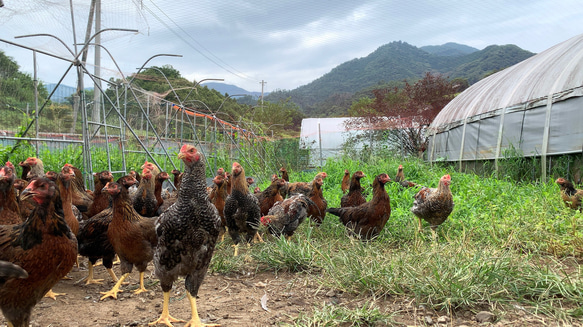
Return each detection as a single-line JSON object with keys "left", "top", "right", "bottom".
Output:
{"left": 139, "top": 0, "right": 258, "bottom": 83}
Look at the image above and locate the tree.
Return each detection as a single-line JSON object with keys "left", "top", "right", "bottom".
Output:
{"left": 346, "top": 72, "right": 458, "bottom": 157}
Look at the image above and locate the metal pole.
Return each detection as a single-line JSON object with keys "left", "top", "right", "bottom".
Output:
{"left": 33, "top": 51, "right": 39, "bottom": 158}
{"left": 318, "top": 122, "right": 323, "bottom": 169}
{"left": 93, "top": 0, "right": 101, "bottom": 136}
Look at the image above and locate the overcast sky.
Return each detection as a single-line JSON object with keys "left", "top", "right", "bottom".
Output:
{"left": 0, "top": 0, "right": 581, "bottom": 93}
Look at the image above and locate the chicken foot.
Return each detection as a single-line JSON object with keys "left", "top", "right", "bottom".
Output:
{"left": 85, "top": 262, "right": 104, "bottom": 285}
{"left": 184, "top": 292, "right": 220, "bottom": 327}
{"left": 100, "top": 273, "right": 129, "bottom": 300}
{"left": 44, "top": 288, "right": 65, "bottom": 300}
{"left": 252, "top": 232, "right": 264, "bottom": 243}
{"left": 133, "top": 271, "right": 148, "bottom": 294}
{"left": 149, "top": 291, "right": 185, "bottom": 327}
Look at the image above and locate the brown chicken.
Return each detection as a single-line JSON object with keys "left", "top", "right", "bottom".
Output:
{"left": 411, "top": 174, "right": 454, "bottom": 238}
{"left": 224, "top": 162, "right": 262, "bottom": 256}
{"left": 0, "top": 177, "right": 77, "bottom": 327}
{"left": 77, "top": 175, "right": 137, "bottom": 285}
{"left": 279, "top": 166, "right": 290, "bottom": 182}
{"left": 260, "top": 194, "right": 313, "bottom": 240}
{"left": 132, "top": 167, "right": 159, "bottom": 217}
{"left": 62, "top": 163, "right": 93, "bottom": 214}
{"left": 155, "top": 171, "right": 169, "bottom": 214}
{"left": 151, "top": 144, "right": 221, "bottom": 326}
{"left": 394, "top": 165, "right": 418, "bottom": 188}
{"left": 341, "top": 169, "right": 350, "bottom": 194}
{"left": 56, "top": 166, "right": 80, "bottom": 237}
{"left": 307, "top": 177, "right": 327, "bottom": 225}
{"left": 45, "top": 171, "right": 58, "bottom": 182}
{"left": 327, "top": 173, "right": 392, "bottom": 240}
{"left": 87, "top": 170, "right": 114, "bottom": 218}
{"left": 287, "top": 171, "right": 328, "bottom": 196}
{"left": 555, "top": 178, "right": 583, "bottom": 211}
{"left": 341, "top": 171, "right": 366, "bottom": 208}
{"left": 0, "top": 165, "right": 22, "bottom": 225}
{"left": 210, "top": 174, "right": 229, "bottom": 242}
{"left": 99, "top": 180, "right": 157, "bottom": 300}
{"left": 255, "top": 177, "right": 286, "bottom": 216}
{"left": 170, "top": 169, "right": 182, "bottom": 194}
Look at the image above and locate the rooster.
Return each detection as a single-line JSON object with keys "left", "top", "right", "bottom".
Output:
{"left": 341, "top": 171, "right": 366, "bottom": 208}
{"left": 0, "top": 165, "right": 22, "bottom": 225}
{"left": 151, "top": 144, "right": 221, "bottom": 327}
{"left": 261, "top": 194, "right": 313, "bottom": 240}
{"left": 327, "top": 173, "right": 392, "bottom": 240}
{"left": 224, "top": 162, "right": 262, "bottom": 256}
{"left": 555, "top": 178, "right": 583, "bottom": 211}
{"left": 0, "top": 177, "right": 77, "bottom": 327}
{"left": 99, "top": 180, "right": 157, "bottom": 300}
{"left": 341, "top": 169, "right": 350, "bottom": 194}
{"left": 411, "top": 174, "right": 454, "bottom": 238}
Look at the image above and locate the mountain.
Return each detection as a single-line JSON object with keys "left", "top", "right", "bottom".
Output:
{"left": 420, "top": 42, "right": 479, "bottom": 56}
{"left": 264, "top": 41, "right": 535, "bottom": 116}
{"left": 203, "top": 82, "right": 267, "bottom": 98}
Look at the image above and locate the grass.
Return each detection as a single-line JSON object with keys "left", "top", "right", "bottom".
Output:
{"left": 207, "top": 155, "right": 583, "bottom": 324}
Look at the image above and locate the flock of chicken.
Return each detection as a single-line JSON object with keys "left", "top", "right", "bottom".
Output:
{"left": 0, "top": 145, "right": 460, "bottom": 327}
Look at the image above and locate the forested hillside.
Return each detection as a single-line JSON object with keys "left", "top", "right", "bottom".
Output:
{"left": 265, "top": 41, "right": 534, "bottom": 117}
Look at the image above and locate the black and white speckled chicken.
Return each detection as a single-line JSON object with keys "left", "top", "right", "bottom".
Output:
{"left": 224, "top": 162, "right": 262, "bottom": 256}
{"left": 151, "top": 144, "right": 220, "bottom": 327}
{"left": 411, "top": 174, "right": 454, "bottom": 238}
{"left": 260, "top": 193, "right": 313, "bottom": 240}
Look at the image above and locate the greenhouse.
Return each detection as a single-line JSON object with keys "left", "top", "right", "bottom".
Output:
{"left": 427, "top": 33, "right": 583, "bottom": 180}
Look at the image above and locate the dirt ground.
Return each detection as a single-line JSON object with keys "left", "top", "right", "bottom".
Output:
{"left": 1, "top": 259, "right": 575, "bottom": 327}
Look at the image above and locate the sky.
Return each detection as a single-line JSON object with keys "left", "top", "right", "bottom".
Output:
{"left": 0, "top": 0, "right": 582, "bottom": 93}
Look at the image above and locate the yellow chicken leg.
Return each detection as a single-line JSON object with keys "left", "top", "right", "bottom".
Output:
{"left": 252, "top": 232, "right": 264, "bottom": 243}
{"left": 85, "top": 262, "right": 104, "bottom": 285}
{"left": 232, "top": 244, "right": 239, "bottom": 257}
{"left": 44, "top": 288, "right": 65, "bottom": 300}
{"left": 100, "top": 273, "right": 129, "bottom": 300}
{"left": 107, "top": 268, "right": 119, "bottom": 282}
{"left": 134, "top": 271, "right": 148, "bottom": 294}
{"left": 149, "top": 291, "right": 185, "bottom": 326}
{"left": 184, "top": 292, "right": 220, "bottom": 327}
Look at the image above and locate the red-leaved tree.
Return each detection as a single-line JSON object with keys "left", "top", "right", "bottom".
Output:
{"left": 346, "top": 72, "right": 458, "bottom": 157}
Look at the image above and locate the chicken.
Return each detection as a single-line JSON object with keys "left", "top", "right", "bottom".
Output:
{"left": 18, "top": 157, "right": 44, "bottom": 180}
{"left": 62, "top": 163, "right": 93, "bottom": 214}
{"left": 210, "top": 174, "right": 228, "bottom": 242}
{"left": 132, "top": 167, "right": 159, "bottom": 217}
{"left": 0, "top": 165, "right": 22, "bottom": 225}
{"left": 394, "top": 165, "right": 418, "bottom": 188}
{"left": 151, "top": 144, "right": 221, "bottom": 327}
{"left": 279, "top": 166, "right": 290, "bottom": 182}
{"left": 287, "top": 172, "right": 328, "bottom": 196}
{"left": 87, "top": 170, "right": 114, "bottom": 218}
{"left": 255, "top": 177, "right": 286, "bottom": 216}
{"left": 77, "top": 175, "right": 137, "bottom": 285}
{"left": 341, "top": 169, "right": 350, "bottom": 194}
{"left": 0, "top": 177, "right": 77, "bottom": 327}
{"left": 555, "top": 178, "right": 583, "bottom": 211}
{"left": 307, "top": 177, "right": 327, "bottom": 225}
{"left": 341, "top": 171, "right": 366, "bottom": 208}
{"left": 411, "top": 174, "right": 454, "bottom": 238}
{"left": 224, "top": 162, "right": 262, "bottom": 256}
{"left": 260, "top": 194, "right": 313, "bottom": 240}
{"left": 56, "top": 166, "right": 81, "bottom": 236}
{"left": 327, "top": 173, "right": 392, "bottom": 240}
{"left": 45, "top": 171, "right": 58, "bottom": 182}
{"left": 99, "top": 180, "right": 157, "bottom": 300}
{"left": 170, "top": 169, "right": 182, "bottom": 194}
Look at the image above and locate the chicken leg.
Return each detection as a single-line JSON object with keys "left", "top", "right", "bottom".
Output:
{"left": 85, "top": 262, "right": 104, "bottom": 285}
{"left": 149, "top": 291, "right": 185, "bottom": 326}
{"left": 134, "top": 271, "right": 148, "bottom": 294}
{"left": 184, "top": 292, "right": 220, "bottom": 327}
{"left": 100, "top": 273, "right": 129, "bottom": 300}
{"left": 44, "top": 288, "right": 65, "bottom": 300}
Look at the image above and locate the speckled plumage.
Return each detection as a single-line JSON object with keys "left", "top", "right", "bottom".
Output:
{"left": 411, "top": 174, "right": 454, "bottom": 230}
{"left": 153, "top": 146, "right": 220, "bottom": 296}
{"left": 261, "top": 194, "right": 312, "bottom": 238}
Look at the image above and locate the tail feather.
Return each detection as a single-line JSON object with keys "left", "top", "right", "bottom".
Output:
{"left": 325, "top": 207, "right": 343, "bottom": 217}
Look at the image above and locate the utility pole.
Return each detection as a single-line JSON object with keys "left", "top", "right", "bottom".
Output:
{"left": 259, "top": 80, "right": 266, "bottom": 106}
